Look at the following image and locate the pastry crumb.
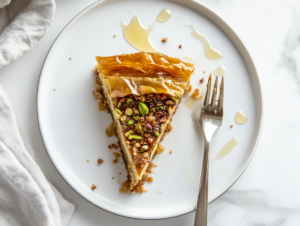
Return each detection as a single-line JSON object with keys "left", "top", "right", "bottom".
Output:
{"left": 179, "top": 44, "right": 182, "bottom": 49}
{"left": 203, "top": 71, "right": 206, "bottom": 74}
{"left": 112, "top": 177, "right": 115, "bottom": 179}
{"left": 155, "top": 189, "right": 163, "bottom": 195}
{"left": 200, "top": 77, "right": 204, "bottom": 83}
{"left": 87, "top": 160, "right": 89, "bottom": 163}
{"left": 230, "top": 125, "right": 233, "bottom": 128}
{"left": 97, "top": 159, "right": 103, "bottom": 164}
{"left": 169, "top": 150, "right": 173, "bottom": 154}
{"left": 186, "top": 84, "right": 192, "bottom": 93}
{"left": 113, "top": 35, "right": 116, "bottom": 37}
{"left": 108, "top": 143, "right": 118, "bottom": 150}
{"left": 191, "top": 88, "right": 203, "bottom": 99}
{"left": 161, "top": 38, "right": 168, "bottom": 42}
{"left": 113, "top": 152, "right": 121, "bottom": 163}
{"left": 69, "top": 58, "right": 71, "bottom": 60}
{"left": 53, "top": 89, "right": 55, "bottom": 91}
{"left": 105, "top": 122, "right": 116, "bottom": 137}
{"left": 156, "top": 145, "right": 165, "bottom": 154}
{"left": 91, "top": 184, "right": 97, "bottom": 190}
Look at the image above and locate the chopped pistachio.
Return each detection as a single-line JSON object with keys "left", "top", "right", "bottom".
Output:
{"left": 117, "top": 101, "right": 121, "bottom": 108}
{"left": 125, "top": 130, "right": 133, "bottom": 137}
{"left": 140, "top": 145, "right": 149, "bottom": 152}
{"left": 127, "top": 119, "right": 134, "bottom": 126}
{"left": 114, "top": 109, "right": 122, "bottom": 119}
{"left": 121, "top": 115, "right": 127, "bottom": 122}
{"left": 136, "top": 122, "right": 143, "bottom": 134}
{"left": 152, "top": 108, "right": 156, "bottom": 113}
{"left": 139, "top": 102, "right": 149, "bottom": 115}
{"left": 133, "top": 115, "right": 140, "bottom": 120}
{"left": 126, "top": 98, "right": 133, "bottom": 104}
{"left": 156, "top": 106, "right": 164, "bottom": 112}
{"left": 143, "top": 127, "right": 151, "bottom": 133}
{"left": 125, "top": 108, "right": 133, "bottom": 116}
{"left": 154, "top": 131, "right": 160, "bottom": 137}
{"left": 171, "top": 96, "right": 179, "bottom": 104}
{"left": 140, "top": 95, "right": 146, "bottom": 102}
{"left": 129, "top": 135, "right": 143, "bottom": 140}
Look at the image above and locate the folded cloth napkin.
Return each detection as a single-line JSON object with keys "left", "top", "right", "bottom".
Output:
{"left": 0, "top": 0, "right": 55, "bottom": 69}
{"left": 0, "top": 86, "right": 75, "bottom": 226}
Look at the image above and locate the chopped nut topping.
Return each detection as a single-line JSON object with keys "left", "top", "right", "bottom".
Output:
{"left": 191, "top": 88, "right": 203, "bottom": 99}
{"left": 98, "top": 159, "right": 103, "bottom": 164}
{"left": 91, "top": 184, "right": 97, "bottom": 190}
{"left": 109, "top": 144, "right": 118, "bottom": 149}
{"left": 113, "top": 35, "right": 116, "bottom": 37}
{"left": 200, "top": 77, "right": 204, "bottom": 83}
{"left": 69, "top": 58, "right": 71, "bottom": 60}
{"left": 179, "top": 44, "right": 182, "bottom": 48}
{"left": 203, "top": 71, "right": 206, "bottom": 74}
{"left": 161, "top": 38, "right": 168, "bottom": 42}
{"left": 230, "top": 125, "right": 233, "bottom": 128}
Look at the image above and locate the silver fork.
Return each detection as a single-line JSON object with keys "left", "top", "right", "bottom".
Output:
{"left": 194, "top": 74, "right": 224, "bottom": 226}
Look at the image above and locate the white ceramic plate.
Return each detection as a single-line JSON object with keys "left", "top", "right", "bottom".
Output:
{"left": 38, "top": 0, "right": 263, "bottom": 220}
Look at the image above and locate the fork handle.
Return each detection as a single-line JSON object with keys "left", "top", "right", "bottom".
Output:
{"left": 194, "top": 138, "right": 210, "bottom": 226}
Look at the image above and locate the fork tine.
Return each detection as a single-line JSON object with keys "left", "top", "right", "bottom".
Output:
{"left": 204, "top": 73, "right": 212, "bottom": 107}
{"left": 218, "top": 77, "right": 224, "bottom": 111}
{"left": 211, "top": 76, "right": 219, "bottom": 106}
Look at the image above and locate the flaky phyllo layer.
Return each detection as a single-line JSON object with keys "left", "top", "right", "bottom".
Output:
{"left": 95, "top": 52, "right": 194, "bottom": 98}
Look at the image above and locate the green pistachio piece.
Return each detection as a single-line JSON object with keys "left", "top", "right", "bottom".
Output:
{"left": 139, "top": 102, "right": 149, "bottom": 115}
{"left": 126, "top": 98, "right": 133, "bottom": 104}
{"left": 156, "top": 106, "right": 164, "bottom": 112}
{"left": 168, "top": 106, "right": 173, "bottom": 115}
{"left": 140, "top": 145, "right": 149, "bottom": 153}
{"left": 125, "top": 108, "right": 133, "bottom": 116}
{"left": 152, "top": 108, "right": 156, "bottom": 113}
{"left": 127, "top": 119, "right": 134, "bottom": 126}
{"left": 125, "top": 130, "right": 133, "bottom": 137}
{"left": 133, "top": 115, "right": 140, "bottom": 120}
{"left": 143, "top": 127, "right": 151, "bottom": 133}
{"left": 117, "top": 101, "right": 121, "bottom": 108}
{"left": 136, "top": 122, "right": 143, "bottom": 134}
{"left": 129, "top": 135, "right": 143, "bottom": 140}
{"left": 140, "top": 95, "right": 146, "bottom": 102}
{"left": 121, "top": 115, "right": 127, "bottom": 122}
{"left": 154, "top": 131, "right": 160, "bottom": 137}
{"left": 171, "top": 96, "right": 179, "bottom": 104}
{"left": 114, "top": 109, "right": 122, "bottom": 119}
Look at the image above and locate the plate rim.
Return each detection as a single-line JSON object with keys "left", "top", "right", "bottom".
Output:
{"left": 37, "top": 0, "right": 264, "bottom": 220}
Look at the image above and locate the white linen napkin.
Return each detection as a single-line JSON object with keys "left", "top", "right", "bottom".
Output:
{"left": 0, "top": 86, "right": 75, "bottom": 226}
{"left": 0, "top": 0, "right": 55, "bottom": 69}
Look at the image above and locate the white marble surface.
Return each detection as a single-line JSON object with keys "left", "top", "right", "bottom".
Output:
{"left": 1, "top": 0, "right": 300, "bottom": 225}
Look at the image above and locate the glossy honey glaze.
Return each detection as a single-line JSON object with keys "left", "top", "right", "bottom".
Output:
{"left": 120, "top": 9, "right": 171, "bottom": 52}
{"left": 217, "top": 136, "right": 240, "bottom": 159}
